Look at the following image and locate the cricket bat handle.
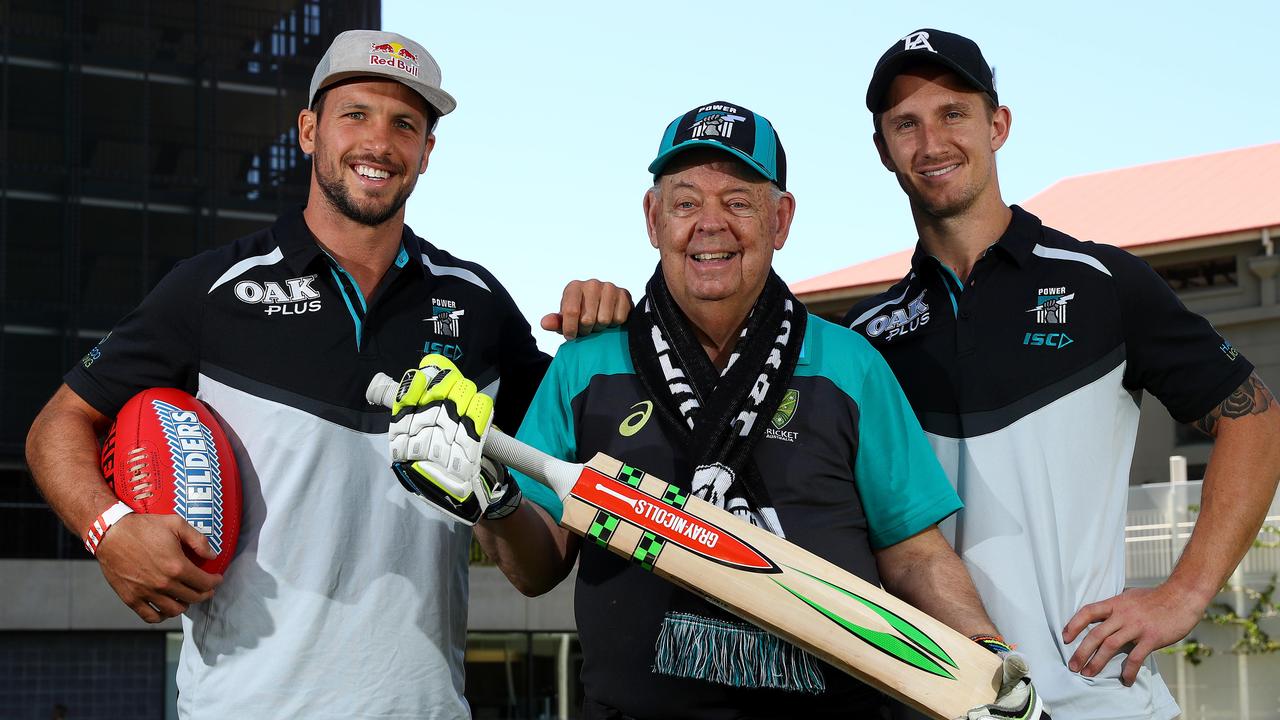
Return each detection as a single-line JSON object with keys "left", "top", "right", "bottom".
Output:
{"left": 366, "top": 372, "right": 580, "bottom": 498}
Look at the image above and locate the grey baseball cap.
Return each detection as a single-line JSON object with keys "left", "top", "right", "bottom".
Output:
{"left": 309, "top": 29, "right": 456, "bottom": 117}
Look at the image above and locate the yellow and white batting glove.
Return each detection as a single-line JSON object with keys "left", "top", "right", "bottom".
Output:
{"left": 961, "top": 651, "right": 1050, "bottom": 720}
{"left": 389, "top": 354, "right": 520, "bottom": 525}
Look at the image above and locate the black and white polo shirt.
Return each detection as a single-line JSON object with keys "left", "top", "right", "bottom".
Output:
{"left": 66, "top": 208, "right": 549, "bottom": 719}
{"left": 843, "top": 205, "right": 1251, "bottom": 719}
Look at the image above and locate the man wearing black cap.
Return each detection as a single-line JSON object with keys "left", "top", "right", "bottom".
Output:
{"left": 847, "top": 28, "right": 1280, "bottom": 720}
{"left": 407, "top": 100, "right": 1049, "bottom": 718}
{"left": 26, "top": 28, "right": 628, "bottom": 719}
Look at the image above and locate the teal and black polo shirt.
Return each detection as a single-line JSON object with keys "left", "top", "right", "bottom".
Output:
{"left": 512, "top": 314, "right": 960, "bottom": 719}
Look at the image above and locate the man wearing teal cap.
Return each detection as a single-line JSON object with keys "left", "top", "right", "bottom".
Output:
{"left": 393, "top": 101, "right": 1048, "bottom": 718}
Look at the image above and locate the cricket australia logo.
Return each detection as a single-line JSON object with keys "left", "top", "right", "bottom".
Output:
{"left": 689, "top": 104, "right": 746, "bottom": 139}
{"left": 427, "top": 297, "right": 464, "bottom": 337}
{"left": 902, "top": 31, "right": 936, "bottom": 52}
{"left": 1027, "top": 287, "right": 1074, "bottom": 324}
{"left": 765, "top": 390, "right": 800, "bottom": 443}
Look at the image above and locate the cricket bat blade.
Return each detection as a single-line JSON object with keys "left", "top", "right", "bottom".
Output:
{"left": 366, "top": 372, "right": 1002, "bottom": 718}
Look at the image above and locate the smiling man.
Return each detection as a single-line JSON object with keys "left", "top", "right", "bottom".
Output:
{"left": 26, "top": 29, "right": 627, "bottom": 719}
{"left": 415, "top": 101, "right": 1051, "bottom": 719}
{"left": 845, "top": 28, "right": 1280, "bottom": 720}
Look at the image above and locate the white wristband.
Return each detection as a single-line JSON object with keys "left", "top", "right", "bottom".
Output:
{"left": 84, "top": 501, "right": 135, "bottom": 555}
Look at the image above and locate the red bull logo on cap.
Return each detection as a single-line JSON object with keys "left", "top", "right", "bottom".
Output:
{"left": 369, "top": 41, "right": 419, "bottom": 79}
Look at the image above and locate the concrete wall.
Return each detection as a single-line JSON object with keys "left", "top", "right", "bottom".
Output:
{"left": 1130, "top": 240, "right": 1280, "bottom": 485}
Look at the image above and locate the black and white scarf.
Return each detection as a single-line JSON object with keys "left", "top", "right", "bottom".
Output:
{"left": 627, "top": 265, "right": 823, "bottom": 692}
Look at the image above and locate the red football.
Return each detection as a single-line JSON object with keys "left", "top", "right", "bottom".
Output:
{"left": 100, "top": 388, "right": 241, "bottom": 575}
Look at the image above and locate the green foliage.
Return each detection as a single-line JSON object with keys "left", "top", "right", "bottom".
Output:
{"left": 1163, "top": 577, "right": 1280, "bottom": 660}
{"left": 1208, "top": 578, "right": 1280, "bottom": 655}
{"left": 1162, "top": 507, "right": 1280, "bottom": 660}
{"left": 1254, "top": 524, "right": 1280, "bottom": 549}
{"left": 1162, "top": 638, "right": 1213, "bottom": 665}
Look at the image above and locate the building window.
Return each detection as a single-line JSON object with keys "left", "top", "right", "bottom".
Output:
{"left": 465, "top": 632, "right": 584, "bottom": 720}
{"left": 1153, "top": 256, "right": 1238, "bottom": 291}
{"left": 0, "top": 468, "right": 88, "bottom": 560}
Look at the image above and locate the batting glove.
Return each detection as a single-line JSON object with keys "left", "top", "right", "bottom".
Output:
{"left": 389, "top": 354, "right": 520, "bottom": 525}
{"left": 961, "top": 652, "right": 1051, "bottom": 720}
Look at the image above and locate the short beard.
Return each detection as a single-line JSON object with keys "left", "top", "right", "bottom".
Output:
{"left": 316, "top": 162, "right": 414, "bottom": 228}
{"left": 919, "top": 192, "right": 978, "bottom": 219}
{"left": 897, "top": 174, "right": 980, "bottom": 220}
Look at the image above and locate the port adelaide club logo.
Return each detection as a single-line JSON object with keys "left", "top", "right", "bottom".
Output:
{"left": 427, "top": 298, "right": 465, "bottom": 337}
{"left": 1026, "top": 286, "right": 1074, "bottom": 324}
{"left": 688, "top": 104, "right": 747, "bottom": 139}
{"left": 1022, "top": 286, "right": 1076, "bottom": 349}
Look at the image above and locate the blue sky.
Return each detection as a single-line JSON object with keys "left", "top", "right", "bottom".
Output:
{"left": 383, "top": 1, "right": 1279, "bottom": 351}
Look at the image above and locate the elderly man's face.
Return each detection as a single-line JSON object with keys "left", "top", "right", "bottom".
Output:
{"left": 644, "top": 154, "right": 793, "bottom": 313}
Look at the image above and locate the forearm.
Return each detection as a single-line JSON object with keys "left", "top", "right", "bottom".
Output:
{"left": 875, "top": 527, "right": 998, "bottom": 638}
{"left": 1169, "top": 394, "right": 1280, "bottom": 605}
{"left": 474, "top": 500, "right": 578, "bottom": 596}
{"left": 25, "top": 384, "right": 116, "bottom": 533}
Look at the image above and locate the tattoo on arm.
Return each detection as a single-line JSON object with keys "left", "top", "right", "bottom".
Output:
{"left": 1193, "top": 371, "right": 1274, "bottom": 437}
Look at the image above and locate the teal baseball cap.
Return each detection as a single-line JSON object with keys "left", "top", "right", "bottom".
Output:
{"left": 648, "top": 101, "right": 787, "bottom": 190}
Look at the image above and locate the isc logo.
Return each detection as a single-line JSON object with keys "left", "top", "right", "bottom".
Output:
{"left": 423, "top": 341, "right": 463, "bottom": 362}
{"left": 1023, "top": 332, "right": 1074, "bottom": 349}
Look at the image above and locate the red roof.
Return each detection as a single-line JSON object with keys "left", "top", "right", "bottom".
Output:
{"left": 793, "top": 142, "right": 1280, "bottom": 296}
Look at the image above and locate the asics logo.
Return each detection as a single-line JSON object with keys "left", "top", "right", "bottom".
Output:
{"left": 619, "top": 401, "right": 653, "bottom": 437}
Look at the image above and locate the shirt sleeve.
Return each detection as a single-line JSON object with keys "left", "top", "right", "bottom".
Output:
{"left": 849, "top": 343, "right": 962, "bottom": 549}
{"left": 63, "top": 258, "right": 204, "bottom": 417}
{"left": 1112, "top": 250, "right": 1254, "bottom": 423}
{"left": 510, "top": 346, "right": 579, "bottom": 522}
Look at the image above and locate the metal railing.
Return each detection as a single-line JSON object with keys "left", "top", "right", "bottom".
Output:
{"left": 1125, "top": 457, "right": 1280, "bottom": 589}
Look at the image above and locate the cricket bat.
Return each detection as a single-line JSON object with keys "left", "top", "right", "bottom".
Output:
{"left": 368, "top": 374, "right": 1001, "bottom": 719}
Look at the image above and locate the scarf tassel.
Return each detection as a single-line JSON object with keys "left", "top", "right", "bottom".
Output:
{"left": 652, "top": 611, "right": 826, "bottom": 694}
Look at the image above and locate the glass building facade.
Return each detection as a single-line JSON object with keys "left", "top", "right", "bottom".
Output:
{"left": 1, "top": 0, "right": 379, "bottom": 556}
{"left": 1, "top": 3, "right": 584, "bottom": 718}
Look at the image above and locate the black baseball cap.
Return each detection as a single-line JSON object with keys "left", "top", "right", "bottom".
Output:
{"left": 866, "top": 29, "right": 997, "bottom": 113}
{"left": 648, "top": 101, "right": 787, "bottom": 191}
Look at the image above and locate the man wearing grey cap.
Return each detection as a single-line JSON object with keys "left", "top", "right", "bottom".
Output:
{"left": 26, "top": 29, "right": 627, "bottom": 718}
{"left": 845, "top": 27, "right": 1280, "bottom": 720}
{"left": 392, "top": 100, "right": 1050, "bottom": 719}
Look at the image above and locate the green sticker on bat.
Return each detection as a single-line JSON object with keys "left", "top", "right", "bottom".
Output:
{"left": 587, "top": 510, "right": 620, "bottom": 547}
{"left": 774, "top": 566, "right": 958, "bottom": 679}
{"left": 632, "top": 531, "right": 665, "bottom": 571}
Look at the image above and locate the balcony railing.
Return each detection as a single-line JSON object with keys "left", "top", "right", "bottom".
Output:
{"left": 1125, "top": 459, "right": 1280, "bottom": 589}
